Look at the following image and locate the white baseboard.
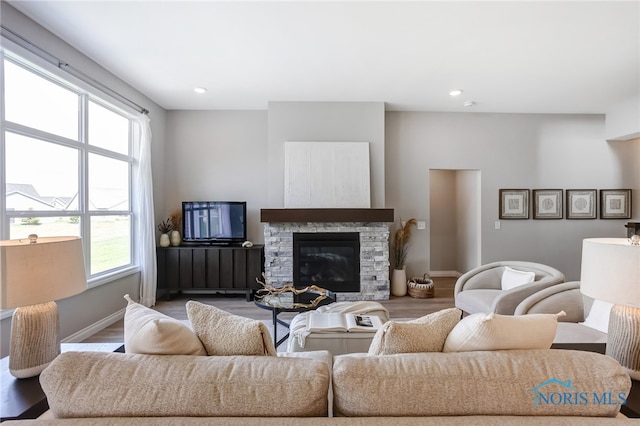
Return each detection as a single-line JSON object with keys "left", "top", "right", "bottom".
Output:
{"left": 62, "top": 308, "right": 125, "bottom": 343}
{"left": 429, "top": 270, "right": 462, "bottom": 278}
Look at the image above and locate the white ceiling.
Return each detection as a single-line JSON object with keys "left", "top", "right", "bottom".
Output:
{"left": 7, "top": 1, "right": 640, "bottom": 113}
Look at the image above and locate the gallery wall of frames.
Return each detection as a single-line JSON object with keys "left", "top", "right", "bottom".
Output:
{"left": 499, "top": 189, "right": 632, "bottom": 220}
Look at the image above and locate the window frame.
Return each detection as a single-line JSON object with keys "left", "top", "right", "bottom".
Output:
{"left": 1, "top": 43, "right": 140, "bottom": 289}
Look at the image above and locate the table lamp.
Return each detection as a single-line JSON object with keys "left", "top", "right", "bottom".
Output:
{"left": 0, "top": 235, "right": 87, "bottom": 378}
{"left": 580, "top": 237, "right": 640, "bottom": 380}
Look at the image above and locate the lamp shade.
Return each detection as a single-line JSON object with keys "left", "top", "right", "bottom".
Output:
{"left": 0, "top": 236, "right": 87, "bottom": 308}
{"left": 580, "top": 238, "right": 640, "bottom": 308}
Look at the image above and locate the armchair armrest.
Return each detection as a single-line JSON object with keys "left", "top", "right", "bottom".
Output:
{"left": 514, "top": 281, "right": 585, "bottom": 322}
{"left": 490, "top": 277, "right": 566, "bottom": 315}
{"left": 454, "top": 261, "right": 565, "bottom": 297}
{"left": 454, "top": 263, "right": 503, "bottom": 296}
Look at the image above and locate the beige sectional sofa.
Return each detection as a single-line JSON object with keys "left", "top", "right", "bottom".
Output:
{"left": 7, "top": 347, "right": 635, "bottom": 424}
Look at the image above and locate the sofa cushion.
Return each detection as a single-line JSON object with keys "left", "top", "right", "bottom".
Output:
{"left": 40, "top": 351, "right": 329, "bottom": 418}
{"left": 123, "top": 295, "right": 206, "bottom": 355}
{"left": 278, "top": 350, "right": 334, "bottom": 417}
{"left": 367, "top": 308, "right": 461, "bottom": 355}
{"left": 501, "top": 266, "right": 536, "bottom": 290}
{"left": 454, "top": 289, "right": 500, "bottom": 314}
{"left": 186, "top": 301, "right": 276, "bottom": 356}
{"left": 332, "top": 349, "right": 631, "bottom": 417}
{"left": 443, "top": 312, "right": 562, "bottom": 352}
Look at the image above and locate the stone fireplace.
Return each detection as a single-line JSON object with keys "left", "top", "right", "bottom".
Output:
{"left": 261, "top": 208, "right": 393, "bottom": 301}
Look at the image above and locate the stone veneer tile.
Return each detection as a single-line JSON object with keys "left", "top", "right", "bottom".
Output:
{"left": 263, "top": 222, "right": 390, "bottom": 301}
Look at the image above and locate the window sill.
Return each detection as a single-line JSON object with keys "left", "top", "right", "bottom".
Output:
{"left": 0, "top": 266, "right": 140, "bottom": 320}
{"left": 88, "top": 266, "right": 139, "bottom": 289}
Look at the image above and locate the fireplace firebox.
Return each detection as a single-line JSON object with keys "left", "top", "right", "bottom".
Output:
{"left": 293, "top": 232, "right": 360, "bottom": 293}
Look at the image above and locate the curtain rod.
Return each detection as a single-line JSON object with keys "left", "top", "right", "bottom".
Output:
{"left": 1, "top": 25, "right": 149, "bottom": 115}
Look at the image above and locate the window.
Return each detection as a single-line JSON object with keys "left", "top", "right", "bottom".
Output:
{"left": 1, "top": 49, "right": 137, "bottom": 281}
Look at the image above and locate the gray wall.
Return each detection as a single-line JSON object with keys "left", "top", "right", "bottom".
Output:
{"left": 162, "top": 103, "right": 386, "bottom": 243}
{"left": 0, "top": 4, "right": 168, "bottom": 357}
{"left": 267, "top": 102, "right": 386, "bottom": 208}
{"left": 164, "top": 109, "right": 638, "bottom": 282}
{"left": 455, "top": 170, "right": 481, "bottom": 274}
{"left": 386, "top": 112, "right": 639, "bottom": 281}
{"left": 164, "top": 111, "right": 268, "bottom": 243}
{"left": 606, "top": 94, "right": 640, "bottom": 141}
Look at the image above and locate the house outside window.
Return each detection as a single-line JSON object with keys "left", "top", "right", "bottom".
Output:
{"left": 1, "top": 48, "right": 137, "bottom": 282}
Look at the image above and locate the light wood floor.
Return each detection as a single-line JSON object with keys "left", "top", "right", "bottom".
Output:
{"left": 82, "top": 277, "right": 456, "bottom": 343}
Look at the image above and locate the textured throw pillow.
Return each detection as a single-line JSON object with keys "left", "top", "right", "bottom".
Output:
{"left": 123, "top": 294, "right": 206, "bottom": 355}
{"left": 443, "top": 311, "right": 565, "bottom": 352}
{"left": 580, "top": 299, "right": 613, "bottom": 333}
{"left": 367, "top": 308, "right": 462, "bottom": 355}
{"left": 186, "top": 301, "right": 277, "bottom": 356}
{"left": 501, "top": 266, "right": 536, "bottom": 291}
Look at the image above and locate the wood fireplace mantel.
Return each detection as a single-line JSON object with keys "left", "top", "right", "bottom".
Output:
{"left": 260, "top": 208, "right": 394, "bottom": 223}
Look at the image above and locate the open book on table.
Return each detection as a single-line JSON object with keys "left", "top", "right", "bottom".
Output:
{"left": 307, "top": 312, "right": 383, "bottom": 333}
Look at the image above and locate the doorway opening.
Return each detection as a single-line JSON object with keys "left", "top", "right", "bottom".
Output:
{"left": 429, "top": 169, "right": 481, "bottom": 276}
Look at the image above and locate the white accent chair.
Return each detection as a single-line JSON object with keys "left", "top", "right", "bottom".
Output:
{"left": 454, "top": 261, "right": 565, "bottom": 315}
{"left": 515, "top": 281, "right": 608, "bottom": 344}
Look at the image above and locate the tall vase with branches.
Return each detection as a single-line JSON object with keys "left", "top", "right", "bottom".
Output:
{"left": 391, "top": 218, "right": 416, "bottom": 297}
{"left": 169, "top": 209, "right": 182, "bottom": 246}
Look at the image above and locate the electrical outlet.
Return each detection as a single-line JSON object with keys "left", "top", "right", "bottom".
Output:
{"left": 417, "top": 221, "right": 426, "bottom": 230}
{"left": 495, "top": 221, "right": 501, "bottom": 230}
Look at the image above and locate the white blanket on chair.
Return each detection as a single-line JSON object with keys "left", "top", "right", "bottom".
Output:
{"left": 290, "top": 301, "right": 390, "bottom": 348}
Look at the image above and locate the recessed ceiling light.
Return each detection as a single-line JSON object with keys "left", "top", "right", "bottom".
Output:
{"left": 463, "top": 101, "right": 476, "bottom": 107}
{"left": 194, "top": 87, "right": 207, "bottom": 94}
{"left": 449, "top": 89, "right": 463, "bottom": 97}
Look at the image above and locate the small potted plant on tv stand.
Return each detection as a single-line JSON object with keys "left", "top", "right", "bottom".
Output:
{"left": 157, "top": 218, "right": 173, "bottom": 248}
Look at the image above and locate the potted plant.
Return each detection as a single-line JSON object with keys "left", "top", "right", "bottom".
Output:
{"left": 391, "top": 218, "right": 416, "bottom": 296}
{"left": 157, "top": 218, "right": 173, "bottom": 247}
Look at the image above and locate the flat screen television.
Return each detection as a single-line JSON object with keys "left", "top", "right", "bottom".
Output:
{"left": 182, "top": 201, "right": 247, "bottom": 245}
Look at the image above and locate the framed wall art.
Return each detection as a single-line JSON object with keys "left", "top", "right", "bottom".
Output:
{"left": 566, "top": 189, "right": 596, "bottom": 219}
{"left": 533, "top": 189, "right": 563, "bottom": 219}
{"left": 284, "top": 141, "right": 371, "bottom": 208}
{"left": 499, "top": 189, "right": 529, "bottom": 219}
{"left": 600, "top": 189, "right": 631, "bottom": 219}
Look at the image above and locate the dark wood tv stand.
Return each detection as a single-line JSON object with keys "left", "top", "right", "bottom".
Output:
{"left": 156, "top": 245, "right": 264, "bottom": 301}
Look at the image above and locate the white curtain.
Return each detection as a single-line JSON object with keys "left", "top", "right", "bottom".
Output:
{"left": 134, "top": 113, "right": 157, "bottom": 307}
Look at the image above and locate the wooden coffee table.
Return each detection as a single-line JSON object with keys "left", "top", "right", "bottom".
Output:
{"left": 0, "top": 342, "right": 124, "bottom": 421}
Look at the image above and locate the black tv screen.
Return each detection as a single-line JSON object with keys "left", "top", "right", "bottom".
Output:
{"left": 182, "top": 201, "right": 247, "bottom": 245}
